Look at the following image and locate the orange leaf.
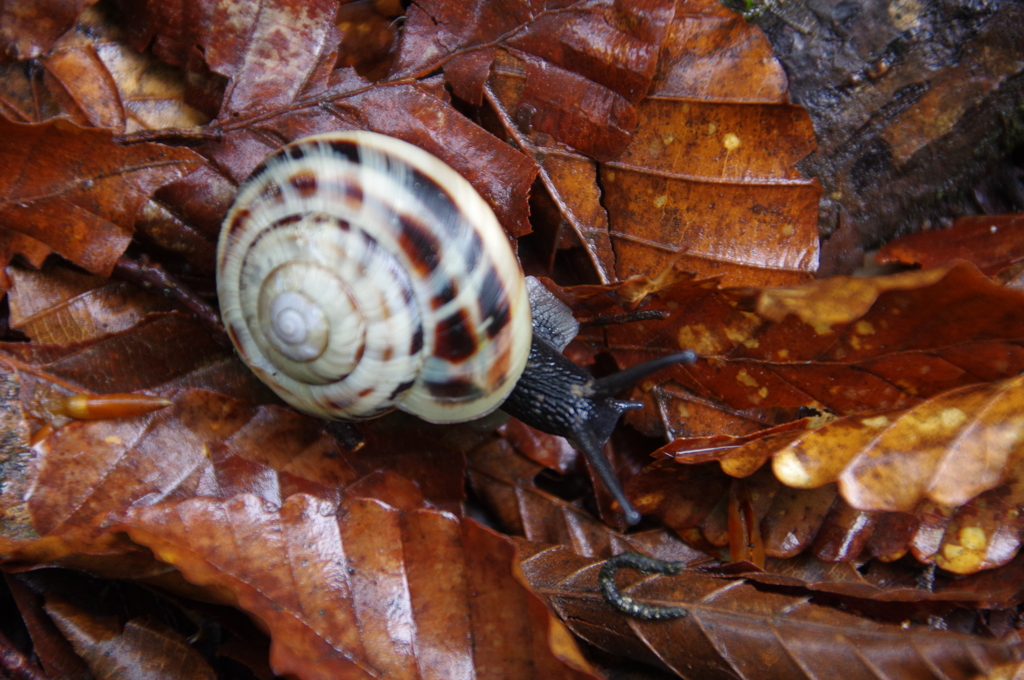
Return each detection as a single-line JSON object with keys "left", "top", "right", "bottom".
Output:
{"left": 120, "top": 495, "right": 598, "bottom": 680}
{"left": 0, "top": 121, "right": 201, "bottom": 276}
{"left": 876, "top": 213, "right": 1024, "bottom": 277}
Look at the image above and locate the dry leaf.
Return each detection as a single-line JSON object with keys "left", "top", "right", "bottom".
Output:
{"left": 518, "top": 543, "right": 1024, "bottom": 680}
{"left": 0, "top": 121, "right": 202, "bottom": 281}
{"left": 876, "top": 213, "right": 1024, "bottom": 277}
{"left": 120, "top": 495, "right": 598, "bottom": 680}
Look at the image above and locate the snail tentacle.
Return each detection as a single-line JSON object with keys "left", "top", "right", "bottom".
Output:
{"left": 501, "top": 328, "right": 696, "bottom": 526}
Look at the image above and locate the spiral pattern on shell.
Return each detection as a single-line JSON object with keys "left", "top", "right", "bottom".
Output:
{"left": 217, "top": 131, "right": 532, "bottom": 423}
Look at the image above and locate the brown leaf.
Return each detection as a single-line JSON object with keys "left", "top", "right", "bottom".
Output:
{"left": 185, "top": 76, "right": 539, "bottom": 240}
{"left": 650, "top": 0, "right": 788, "bottom": 101}
{"left": 0, "top": 313, "right": 244, "bottom": 396}
{"left": 467, "top": 436, "right": 708, "bottom": 563}
{"left": 430, "top": 0, "right": 673, "bottom": 278}
{"left": 765, "top": 374, "right": 1024, "bottom": 511}
{"left": 0, "top": 121, "right": 201, "bottom": 277}
{"left": 119, "top": 494, "right": 598, "bottom": 680}
{"left": 4, "top": 573, "right": 92, "bottom": 680}
{"left": 42, "top": 6, "right": 212, "bottom": 131}
{"left": 0, "top": 5, "right": 216, "bottom": 130}
{"left": 392, "top": 0, "right": 673, "bottom": 110}
{"left": 554, "top": 262, "right": 1024, "bottom": 442}
{"left": 46, "top": 600, "right": 217, "bottom": 680}
{"left": 601, "top": 98, "right": 820, "bottom": 285}
{"left": 604, "top": 0, "right": 819, "bottom": 285}
{"left": 115, "top": 0, "right": 339, "bottom": 116}
{"left": 715, "top": 551, "right": 1024, "bottom": 611}
{"left": 498, "top": 417, "right": 580, "bottom": 475}
{"left": 518, "top": 543, "right": 1024, "bottom": 680}
{"left": 481, "top": 0, "right": 818, "bottom": 284}
{"left": 7, "top": 266, "right": 176, "bottom": 343}
{"left": 0, "top": 0, "right": 94, "bottom": 60}
{"left": 631, "top": 454, "right": 1024, "bottom": 574}
{"left": 660, "top": 370, "right": 1024, "bottom": 516}
{"left": 876, "top": 213, "right": 1024, "bottom": 277}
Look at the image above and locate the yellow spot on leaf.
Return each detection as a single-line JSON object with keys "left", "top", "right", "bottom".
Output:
{"left": 724, "top": 327, "right": 750, "bottom": 343}
{"left": 911, "top": 407, "right": 967, "bottom": 435}
{"left": 678, "top": 324, "right": 723, "bottom": 354}
{"left": 774, "top": 449, "right": 812, "bottom": 486}
{"left": 777, "top": 349, "right": 789, "bottom": 359}
{"left": 736, "top": 370, "right": 759, "bottom": 387}
{"left": 723, "top": 133, "right": 741, "bottom": 151}
{"left": 636, "top": 491, "right": 666, "bottom": 506}
{"left": 707, "top": 123, "right": 717, "bottom": 135}
{"left": 781, "top": 223, "right": 795, "bottom": 236}
{"left": 937, "top": 541, "right": 984, "bottom": 574}
{"left": 855, "top": 320, "right": 875, "bottom": 335}
{"left": 758, "top": 387, "right": 769, "bottom": 398}
{"left": 677, "top": 404, "right": 691, "bottom": 418}
{"left": 812, "top": 322, "right": 834, "bottom": 335}
{"left": 104, "top": 436, "right": 123, "bottom": 445}
{"left": 941, "top": 408, "right": 967, "bottom": 428}
{"left": 605, "top": 169, "right": 616, "bottom": 181}
{"left": 654, "top": 195, "right": 668, "bottom": 208}
{"left": 959, "top": 527, "right": 987, "bottom": 550}
{"left": 662, "top": 133, "right": 675, "bottom": 145}
{"left": 861, "top": 416, "right": 890, "bottom": 429}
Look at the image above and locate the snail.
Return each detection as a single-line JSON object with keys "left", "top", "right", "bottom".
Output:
{"left": 217, "top": 131, "right": 695, "bottom": 525}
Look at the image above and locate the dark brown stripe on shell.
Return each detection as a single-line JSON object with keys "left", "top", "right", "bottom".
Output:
{"left": 328, "top": 140, "right": 361, "bottom": 164}
{"left": 424, "top": 378, "right": 482, "bottom": 400}
{"left": 310, "top": 213, "right": 349, "bottom": 231}
{"left": 260, "top": 181, "right": 284, "bottom": 203}
{"left": 320, "top": 176, "right": 364, "bottom": 212}
{"left": 289, "top": 170, "right": 318, "bottom": 197}
{"left": 462, "top": 227, "right": 484, "bottom": 271}
{"left": 477, "top": 266, "right": 511, "bottom": 339}
{"left": 432, "top": 280, "right": 457, "bottom": 310}
{"left": 486, "top": 343, "right": 512, "bottom": 389}
{"left": 408, "top": 167, "right": 460, "bottom": 238}
{"left": 387, "top": 379, "right": 416, "bottom": 401}
{"left": 274, "top": 214, "right": 304, "bottom": 227}
{"left": 227, "top": 323, "right": 242, "bottom": 348}
{"left": 397, "top": 215, "right": 441, "bottom": 276}
{"left": 344, "top": 181, "right": 363, "bottom": 209}
{"left": 227, "top": 208, "right": 251, "bottom": 237}
{"left": 485, "top": 298, "right": 510, "bottom": 339}
{"left": 326, "top": 397, "right": 355, "bottom": 411}
{"left": 248, "top": 160, "right": 269, "bottom": 180}
{"left": 410, "top": 327, "right": 424, "bottom": 355}
{"left": 434, "top": 309, "right": 476, "bottom": 363}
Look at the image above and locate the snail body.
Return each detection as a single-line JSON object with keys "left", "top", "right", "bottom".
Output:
{"left": 218, "top": 131, "right": 695, "bottom": 524}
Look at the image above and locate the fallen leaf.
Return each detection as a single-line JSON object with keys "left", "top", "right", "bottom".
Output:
{"left": 0, "top": 121, "right": 202, "bottom": 278}
{"left": 120, "top": 494, "right": 599, "bottom": 680}
{"left": 0, "top": 0, "right": 94, "bottom": 60}
{"left": 876, "top": 213, "right": 1024, "bottom": 277}
{"left": 518, "top": 543, "right": 1024, "bottom": 680}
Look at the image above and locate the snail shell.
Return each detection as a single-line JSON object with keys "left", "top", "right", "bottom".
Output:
{"left": 217, "top": 132, "right": 532, "bottom": 423}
